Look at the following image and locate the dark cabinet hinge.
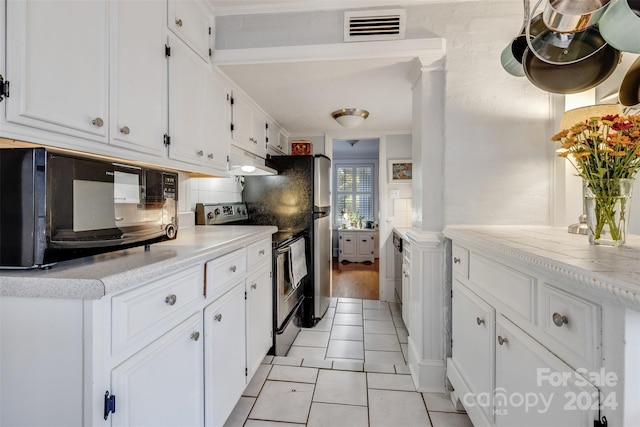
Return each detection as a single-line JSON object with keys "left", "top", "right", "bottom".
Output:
{"left": 594, "top": 416, "right": 608, "bottom": 427}
{"left": 0, "top": 74, "right": 9, "bottom": 102}
{"left": 230, "top": 96, "right": 234, "bottom": 106}
{"left": 230, "top": 123, "right": 235, "bottom": 133}
{"left": 245, "top": 367, "right": 248, "bottom": 376}
{"left": 163, "top": 133, "right": 171, "bottom": 147}
{"left": 103, "top": 391, "right": 116, "bottom": 420}
{"left": 245, "top": 291, "right": 247, "bottom": 300}
{"left": 209, "top": 48, "right": 212, "bottom": 57}
{"left": 165, "top": 44, "right": 171, "bottom": 57}
{"left": 209, "top": 27, "right": 212, "bottom": 35}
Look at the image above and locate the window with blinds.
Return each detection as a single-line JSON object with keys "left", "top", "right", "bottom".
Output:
{"left": 336, "top": 164, "right": 374, "bottom": 223}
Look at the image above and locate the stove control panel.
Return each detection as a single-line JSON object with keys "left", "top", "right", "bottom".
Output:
{"left": 195, "top": 202, "right": 248, "bottom": 225}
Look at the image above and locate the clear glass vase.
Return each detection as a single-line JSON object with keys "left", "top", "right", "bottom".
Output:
{"left": 583, "top": 179, "right": 635, "bottom": 246}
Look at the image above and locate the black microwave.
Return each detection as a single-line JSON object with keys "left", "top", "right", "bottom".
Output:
{"left": 0, "top": 148, "right": 178, "bottom": 268}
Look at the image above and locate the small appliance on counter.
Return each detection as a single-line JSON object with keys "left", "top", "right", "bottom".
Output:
{"left": 0, "top": 148, "right": 178, "bottom": 268}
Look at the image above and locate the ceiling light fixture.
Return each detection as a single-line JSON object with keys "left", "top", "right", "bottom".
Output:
{"left": 347, "top": 139, "right": 359, "bottom": 147}
{"left": 331, "top": 108, "right": 369, "bottom": 128}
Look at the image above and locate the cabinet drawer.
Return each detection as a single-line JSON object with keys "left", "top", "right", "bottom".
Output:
{"left": 247, "top": 238, "right": 271, "bottom": 269}
{"left": 205, "top": 248, "right": 247, "bottom": 301}
{"left": 452, "top": 244, "right": 469, "bottom": 279}
{"left": 112, "top": 264, "right": 203, "bottom": 357}
{"left": 540, "top": 284, "right": 601, "bottom": 369}
{"left": 469, "top": 253, "right": 535, "bottom": 323}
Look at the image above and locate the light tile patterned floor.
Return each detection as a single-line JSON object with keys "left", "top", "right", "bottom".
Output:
{"left": 224, "top": 298, "right": 474, "bottom": 427}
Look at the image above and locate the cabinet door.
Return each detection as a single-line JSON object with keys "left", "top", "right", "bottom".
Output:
{"left": 168, "top": 35, "right": 206, "bottom": 166}
{"left": 202, "top": 71, "right": 231, "bottom": 174}
{"left": 111, "top": 313, "right": 204, "bottom": 427}
{"left": 357, "top": 233, "right": 374, "bottom": 260}
{"left": 452, "top": 280, "right": 495, "bottom": 421}
{"left": 246, "top": 265, "right": 273, "bottom": 379}
{"left": 204, "top": 284, "right": 246, "bottom": 427}
{"left": 230, "top": 91, "right": 267, "bottom": 158}
{"left": 167, "top": 0, "right": 212, "bottom": 62}
{"left": 339, "top": 232, "right": 356, "bottom": 259}
{"left": 5, "top": 0, "right": 108, "bottom": 142}
{"left": 266, "top": 120, "right": 285, "bottom": 154}
{"left": 495, "top": 316, "right": 599, "bottom": 427}
{"left": 109, "top": 0, "right": 167, "bottom": 156}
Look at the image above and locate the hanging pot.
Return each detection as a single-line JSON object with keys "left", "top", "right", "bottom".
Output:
{"left": 522, "top": 27, "right": 621, "bottom": 93}
{"left": 542, "top": 0, "right": 610, "bottom": 33}
{"left": 599, "top": 0, "right": 640, "bottom": 53}
{"left": 619, "top": 56, "right": 640, "bottom": 106}
{"left": 500, "top": 14, "right": 546, "bottom": 76}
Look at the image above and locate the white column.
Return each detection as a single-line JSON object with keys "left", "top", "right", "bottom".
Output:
{"left": 405, "top": 57, "right": 448, "bottom": 392}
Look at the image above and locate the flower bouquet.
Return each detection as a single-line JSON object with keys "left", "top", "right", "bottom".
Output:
{"left": 551, "top": 113, "right": 640, "bottom": 245}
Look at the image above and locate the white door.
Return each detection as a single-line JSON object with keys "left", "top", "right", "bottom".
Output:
{"left": 167, "top": 0, "right": 212, "bottom": 62}
{"left": 110, "top": 0, "right": 167, "bottom": 156}
{"left": 5, "top": 0, "right": 109, "bottom": 142}
{"left": 451, "top": 280, "right": 495, "bottom": 422}
{"left": 246, "top": 265, "right": 273, "bottom": 379}
{"left": 167, "top": 35, "right": 206, "bottom": 166}
{"left": 495, "top": 315, "right": 600, "bottom": 427}
{"left": 110, "top": 313, "right": 204, "bottom": 427}
{"left": 202, "top": 70, "right": 231, "bottom": 174}
{"left": 204, "top": 283, "right": 246, "bottom": 427}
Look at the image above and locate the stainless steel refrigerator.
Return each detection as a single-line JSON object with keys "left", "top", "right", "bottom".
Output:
{"left": 243, "top": 154, "right": 331, "bottom": 327}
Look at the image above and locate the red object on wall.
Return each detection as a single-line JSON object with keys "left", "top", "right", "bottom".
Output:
{"left": 291, "top": 140, "right": 313, "bottom": 155}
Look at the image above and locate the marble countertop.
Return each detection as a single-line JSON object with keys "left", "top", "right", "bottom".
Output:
{"left": 393, "top": 227, "right": 411, "bottom": 240}
{"left": 0, "top": 225, "right": 277, "bottom": 299}
{"left": 444, "top": 225, "right": 640, "bottom": 309}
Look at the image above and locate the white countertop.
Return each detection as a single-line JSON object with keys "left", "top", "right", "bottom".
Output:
{"left": 393, "top": 227, "right": 411, "bottom": 240}
{"left": 0, "top": 225, "right": 277, "bottom": 299}
{"left": 444, "top": 225, "right": 640, "bottom": 309}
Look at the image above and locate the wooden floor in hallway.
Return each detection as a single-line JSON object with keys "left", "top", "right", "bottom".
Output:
{"left": 331, "top": 258, "right": 379, "bottom": 300}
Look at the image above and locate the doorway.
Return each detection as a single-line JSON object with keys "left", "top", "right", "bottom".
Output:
{"left": 330, "top": 138, "right": 380, "bottom": 300}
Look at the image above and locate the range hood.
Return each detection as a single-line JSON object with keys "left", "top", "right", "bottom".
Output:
{"left": 228, "top": 145, "right": 277, "bottom": 176}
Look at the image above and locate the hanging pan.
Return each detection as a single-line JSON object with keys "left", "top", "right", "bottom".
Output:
{"left": 521, "top": 0, "right": 621, "bottom": 93}
{"left": 599, "top": 0, "right": 640, "bottom": 53}
{"left": 500, "top": 14, "right": 546, "bottom": 76}
{"left": 542, "top": 0, "right": 610, "bottom": 33}
{"left": 619, "top": 56, "right": 640, "bottom": 107}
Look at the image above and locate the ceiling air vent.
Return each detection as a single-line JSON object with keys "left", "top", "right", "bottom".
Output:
{"left": 344, "top": 9, "right": 406, "bottom": 42}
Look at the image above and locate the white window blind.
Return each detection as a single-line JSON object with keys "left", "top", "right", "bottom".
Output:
{"left": 336, "top": 164, "right": 374, "bottom": 223}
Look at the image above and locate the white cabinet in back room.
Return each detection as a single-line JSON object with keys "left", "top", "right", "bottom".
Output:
{"left": 4, "top": 0, "right": 109, "bottom": 143}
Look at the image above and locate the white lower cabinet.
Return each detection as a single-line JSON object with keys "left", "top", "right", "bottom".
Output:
{"left": 111, "top": 312, "right": 204, "bottom": 427}
{"left": 448, "top": 243, "right": 605, "bottom": 427}
{"left": 338, "top": 230, "right": 375, "bottom": 263}
{"left": 204, "top": 283, "right": 247, "bottom": 427}
{"left": 451, "top": 280, "right": 495, "bottom": 422}
{"left": 495, "top": 316, "right": 599, "bottom": 427}
{"left": 246, "top": 264, "right": 273, "bottom": 379}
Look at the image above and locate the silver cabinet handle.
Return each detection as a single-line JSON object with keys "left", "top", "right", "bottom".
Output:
{"left": 207, "top": 153, "right": 214, "bottom": 159}
{"left": 92, "top": 117, "right": 104, "bottom": 127}
{"left": 552, "top": 312, "right": 569, "bottom": 327}
{"left": 175, "top": 18, "right": 183, "bottom": 27}
{"left": 165, "top": 294, "right": 177, "bottom": 306}
{"left": 120, "top": 126, "right": 130, "bottom": 135}
{"left": 259, "top": 249, "right": 265, "bottom": 255}
{"left": 453, "top": 257, "right": 461, "bottom": 264}
{"left": 214, "top": 314, "right": 222, "bottom": 322}
{"left": 190, "top": 331, "right": 200, "bottom": 341}
{"left": 497, "top": 336, "right": 508, "bottom": 346}
{"left": 197, "top": 150, "right": 204, "bottom": 157}
{"left": 476, "top": 317, "right": 485, "bottom": 326}
{"left": 229, "top": 265, "right": 237, "bottom": 273}
{"left": 251, "top": 283, "right": 257, "bottom": 290}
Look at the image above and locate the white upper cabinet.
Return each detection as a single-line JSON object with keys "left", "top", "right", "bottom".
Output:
{"left": 110, "top": 0, "right": 167, "bottom": 157}
{"left": 167, "top": 35, "right": 208, "bottom": 166}
{"left": 266, "top": 120, "right": 289, "bottom": 155}
{"left": 230, "top": 90, "right": 268, "bottom": 159}
{"left": 202, "top": 70, "right": 231, "bottom": 173}
{"left": 5, "top": 0, "right": 109, "bottom": 142}
{"left": 167, "top": 0, "right": 212, "bottom": 62}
